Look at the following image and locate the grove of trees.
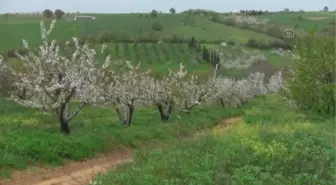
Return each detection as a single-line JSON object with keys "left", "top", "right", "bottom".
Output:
{"left": 0, "top": 20, "right": 284, "bottom": 135}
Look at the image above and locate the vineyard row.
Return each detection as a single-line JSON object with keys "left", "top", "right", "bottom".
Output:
{"left": 103, "top": 43, "right": 195, "bottom": 63}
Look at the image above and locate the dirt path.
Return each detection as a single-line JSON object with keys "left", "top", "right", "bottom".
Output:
{"left": 0, "top": 148, "right": 134, "bottom": 185}
{"left": 0, "top": 117, "right": 243, "bottom": 185}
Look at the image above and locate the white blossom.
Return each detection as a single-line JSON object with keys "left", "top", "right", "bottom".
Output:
{"left": 267, "top": 71, "right": 283, "bottom": 93}
{"left": 8, "top": 21, "right": 109, "bottom": 134}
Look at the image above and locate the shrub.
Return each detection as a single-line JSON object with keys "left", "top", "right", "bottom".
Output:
{"left": 266, "top": 25, "right": 282, "bottom": 38}
{"left": 151, "top": 22, "right": 163, "bottom": 31}
{"left": 7, "top": 49, "right": 17, "bottom": 58}
{"left": 328, "top": 19, "right": 336, "bottom": 26}
{"left": 18, "top": 48, "right": 29, "bottom": 56}
{"left": 269, "top": 40, "right": 293, "bottom": 50}
{"left": 283, "top": 33, "right": 335, "bottom": 115}
{"left": 86, "top": 35, "right": 97, "bottom": 44}
{"left": 224, "top": 18, "right": 235, "bottom": 26}
{"left": 246, "top": 39, "right": 293, "bottom": 50}
{"left": 226, "top": 39, "right": 235, "bottom": 45}
{"left": 246, "top": 38, "right": 258, "bottom": 48}
{"left": 54, "top": 9, "right": 65, "bottom": 20}
{"left": 43, "top": 9, "right": 53, "bottom": 19}
{"left": 169, "top": 8, "right": 176, "bottom": 14}
{"left": 99, "top": 31, "right": 115, "bottom": 43}
{"left": 245, "top": 60, "right": 279, "bottom": 82}
{"left": 240, "top": 22, "right": 250, "bottom": 30}
{"left": 210, "top": 15, "right": 220, "bottom": 22}
{"left": 297, "top": 16, "right": 304, "bottom": 20}
{"left": 150, "top": 10, "right": 158, "bottom": 17}
{"left": 171, "top": 33, "right": 184, "bottom": 43}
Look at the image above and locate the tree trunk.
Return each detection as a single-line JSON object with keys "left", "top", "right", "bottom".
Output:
{"left": 60, "top": 118, "right": 70, "bottom": 135}
{"left": 59, "top": 103, "right": 70, "bottom": 135}
{"left": 125, "top": 105, "right": 134, "bottom": 126}
{"left": 116, "top": 104, "right": 134, "bottom": 127}
{"left": 219, "top": 98, "right": 225, "bottom": 107}
{"left": 156, "top": 102, "right": 173, "bottom": 122}
{"left": 157, "top": 103, "right": 169, "bottom": 122}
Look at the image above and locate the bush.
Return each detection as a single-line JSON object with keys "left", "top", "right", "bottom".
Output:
{"left": 210, "top": 15, "right": 220, "bottom": 22}
{"left": 246, "top": 38, "right": 258, "bottom": 48}
{"left": 266, "top": 25, "right": 282, "bottom": 38}
{"left": 328, "top": 19, "right": 336, "bottom": 26}
{"left": 297, "top": 16, "right": 304, "bottom": 20}
{"left": 151, "top": 22, "right": 163, "bottom": 31}
{"left": 7, "top": 49, "right": 17, "bottom": 58}
{"left": 224, "top": 18, "right": 235, "bottom": 26}
{"left": 226, "top": 39, "right": 235, "bottom": 45}
{"left": 0, "top": 71, "right": 13, "bottom": 97}
{"left": 171, "top": 33, "right": 185, "bottom": 43}
{"left": 246, "top": 39, "right": 293, "bottom": 50}
{"left": 43, "top": 9, "right": 53, "bottom": 19}
{"left": 283, "top": 33, "right": 335, "bottom": 115}
{"left": 54, "top": 9, "right": 65, "bottom": 20}
{"left": 239, "top": 22, "right": 250, "bottom": 30}
{"left": 99, "top": 31, "right": 115, "bottom": 43}
{"left": 245, "top": 60, "right": 279, "bottom": 82}
{"left": 86, "top": 35, "right": 97, "bottom": 44}
{"left": 93, "top": 116, "right": 335, "bottom": 185}
{"left": 150, "top": 10, "right": 158, "bottom": 17}
{"left": 17, "top": 48, "right": 29, "bottom": 56}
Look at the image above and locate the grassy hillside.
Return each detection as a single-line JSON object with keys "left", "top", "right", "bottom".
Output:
{"left": 259, "top": 11, "right": 335, "bottom": 30}
{"left": 0, "top": 13, "right": 279, "bottom": 52}
{"left": 92, "top": 95, "right": 336, "bottom": 185}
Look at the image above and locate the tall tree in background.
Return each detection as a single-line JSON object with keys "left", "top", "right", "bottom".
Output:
{"left": 169, "top": 8, "right": 176, "bottom": 14}
{"left": 188, "top": 36, "right": 197, "bottom": 50}
{"left": 202, "top": 46, "right": 210, "bottom": 62}
{"left": 150, "top": 10, "right": 158, "bottom": 17}
{"left": 43, "top": 9, "right": 53, "bottom": 19}
{"left": 323, "top": 6, "right": 329, "bottom": 12}
{"left": 54, "top": 9, "right": 65, "bottom": 20}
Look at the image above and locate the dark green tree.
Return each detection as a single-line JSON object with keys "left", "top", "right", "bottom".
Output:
{"left": 169, "top": 8, "right": 176, "bottom": 14}
{"left": 283, "top": 31, "right": 335, "bottom": 115}
{"left": 54, "top": 9, "right": 65, "bottom": 20}
{"left": 202, "top": 46, "right": 210, "bottom": 62}
{"left": 188, "top": 36, "right": 197, "bottom": 50}
{"left": 43, "top": 9, "right": 53, "bottom": 19}
{"left": 150, "top": 10, "right": 158, "bottom": 17}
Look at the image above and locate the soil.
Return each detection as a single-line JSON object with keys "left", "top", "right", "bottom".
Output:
{"left": 0, "top": 148, "right": 133, "bottom": 185}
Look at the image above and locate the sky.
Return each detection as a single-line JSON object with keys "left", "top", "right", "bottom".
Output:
{"left": 1, "top": 0, "right": 335, "bottom": 13}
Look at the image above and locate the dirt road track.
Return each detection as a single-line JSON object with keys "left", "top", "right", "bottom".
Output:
{"left": 0, "top": 148, "right": 134, "bottom": 185}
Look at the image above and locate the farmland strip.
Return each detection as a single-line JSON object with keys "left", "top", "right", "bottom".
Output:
{"left": 133, "top": 43, "right": 141, "bottom": 63}
{"left": 142, "top": 43, "right": 151, "bottom": 63}
{"left": 160, "top": 44, "right": 170, "bottom": 62}
{"left": 152, "top": 43, "right": 161, "bottom": 63}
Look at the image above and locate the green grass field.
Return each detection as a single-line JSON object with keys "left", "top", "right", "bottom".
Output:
{"left": 259, "top": 11, "right": 335, "bottom": 30}
{"left": 0, "top": 98, "right": 243, "bottom": 178}
{"left": 92, "top": 95, "right": 336, "bottom": 185}
{"left": 0, "top": 13, "right": 280, "bottom": 52}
